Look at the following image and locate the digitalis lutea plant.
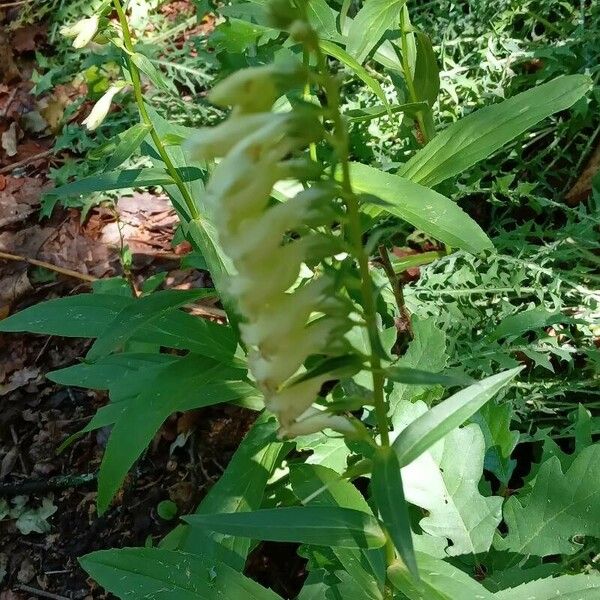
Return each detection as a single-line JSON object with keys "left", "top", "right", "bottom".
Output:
{"left": 187, "top": 61, "right": 364, "bottom": 439}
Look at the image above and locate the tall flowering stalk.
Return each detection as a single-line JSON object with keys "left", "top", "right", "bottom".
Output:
{"left": 186, "top": 4, "right": 390, "bottom": 445}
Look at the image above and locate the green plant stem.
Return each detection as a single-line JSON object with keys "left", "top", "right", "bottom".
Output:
{"left": 112, "top": 0, "right": 200, "bottom": 221}
{"left": 399, "top": 8, "right": 429, "bottom": 144}
{"left": 311, "top": 42, "right": 390, "bottom": 449}
{"left": 308, "top": 36, "right": 396, "bottom": 592}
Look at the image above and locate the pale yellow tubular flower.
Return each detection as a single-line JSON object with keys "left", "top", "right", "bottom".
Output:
{"left": 231, "top": 238, "right": 318, "bottom": 316}
{"left": 82, "top": 84, "right": 122, "bottom": 131}
{"left": 266, "top": 375, "right": 331, "bottom": 428}
{"left": 208, "top": 62, "right": 306, "bottom": 113}
{"left": 280, "top": 408, "right": 356, "bottom": 439}
{"left": 228, "top": 188, "right": 336, "bottom": 262}
{"left": 60, "top": 15, "right": 99, "bottom": 49}
{"left": 184, "top": 113, "right": 287, "bottom": 161}
{"left": 239, "top": 277, "right": 333, "bottom": 347}
{"left": 249, "top": 318, "right": 343, "bottom": 387}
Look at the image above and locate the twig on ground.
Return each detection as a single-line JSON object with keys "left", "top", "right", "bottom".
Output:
{"left": 0, "top": 250, "right": 97, "bottom": 283}
{"left": 0, "top": 472, "right": 97, "bottom": 496}
{"left": 16, "top": 584, "right": 71, "bottom": 600}
{"left": 0, "top": 149, "right": 53, "bottom": 174}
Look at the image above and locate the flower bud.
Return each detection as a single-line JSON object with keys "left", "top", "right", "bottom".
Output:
{"left": 280, "top": 408, "right": 356, "bottom": 438}
{"left": 208, "top": 62, "right": 307, "bottom": 113}
{"left": 184, "top": 113, "right": 285, "bottom": 161}
{"left": 60, "top": 15, "right": 99, "bottom": 49}
{"left": 82, "top": 83, "right": 123, "bottom": 131}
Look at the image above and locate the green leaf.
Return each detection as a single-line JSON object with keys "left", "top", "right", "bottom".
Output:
{"left": 163, "top": 413, "right": 288, "bottom": 569}
{"left": 86, "top": 289, "right": 214, "bottom": 361}
{"left": 412, "top": 31, "right": 439, "bottom": 107}
{"left": 388, "top": 316, "right": 447, "bottom": 418}
{"left": 386, "top": 367, "right": 471, "bottom": 387}
{"left": 306, "top": 0, "right": 339, "bottom": 39}
{"left": 290, "top": 464, "right": 387, "bottom": 599}
{"left": 496, "top": 443, "right": 600, "bottom": 556}
{"left": 347, "top": 102, "right": 428, "bottom": 123}
{"left": 130, "top": 52, "right": 177, "bottom": 93}
{"left": 372, "top": 447, "right": 418, "bottom": 579}
{"left": 157, "top": 500, "right": 178, "bottom": 520}
{"left": 400, "top": 416, "right": 503, "bottom": 555}
{"left": 471, "top": 402, "right": 519, "bottom": 486}
{"left": 489, "top": 306, "right": 570, "bottom": 341}
{"left": 387, "top": 553, "right": 493, "bottom": 600}
{"left": 392, "top": 367, "right": 522, "bottom": 467}
{"left": 320, "top": 40, "right": 388, "bottom": 107}
{"left": 349, "top": 162, "right": 493, "bottom": 253}
{"left": 105, "top": 122, "right": 151, "bottom": 170}
{"left": 184, "top": 507, "right": 387, "bottom": 549}
{"left": 46, "top": 166, "right": 203, "bottom": 198}
{"left": 399, "top": 75, "right": 592, "bottom": 187}
{"left": 48, "top": 353, "right": 176, "bottom": 392}
{"left": 346, "top": 0, "right": 408, "bottom": 63}
{"left": 295, "top": 434, "right": 351, "bottom": 472}
{"left": 97, "top": 354, "right": 257, "bottom": 514}
{"left": 0, "top": 292, "right": 238, "bottom": 363}
{"left": 494, "top": 573, "right": 600, "bottom": 600}
{"left": 80, "top": 548, "right": 283, "bottom": 599}
{"left": 0, "top": 294, "right": 131, "bottom": 337}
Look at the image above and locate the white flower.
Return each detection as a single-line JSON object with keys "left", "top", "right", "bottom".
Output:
{"left": 82, "top": 84, "right": 122, "bottom": 131}
{"left": 280, "top": 407, "right": 356, "bottom": 438}
{"left": 266, "top": 376, "right": 330, "bottom": 427}
{"left": 60, "top": 15, "right": 99, "bottom": 49}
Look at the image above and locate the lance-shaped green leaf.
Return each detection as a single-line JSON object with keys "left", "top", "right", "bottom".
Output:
{"left": 372, "top": 447, "right": 418, "bottom": 579}
{"left": 386, "top": 366, "right": 471, "bottom": 387}
{"left": 161, "top": 413, "right": 289, "bottom": 570}
{"left": 46, "top": 166, "right": 202, "bottom": 197}
{"left": 80, "top": 548, "right": 283, "bottom": 600}
{"left": 346, "top": 0, "right": 408, "bottom": 63}
{"left": 496, "top": 443, "right": 600, "bottom": 556}
{"left": 387, "top": 553, "right": 493, "bottom": 600}
{"left": 320, "top": 39, "right": 388, "bottom": 107}
{"left": 86, "top": 288, "right": 214, "bottom": 361}
{"left": 399, "top": 75, "right": 592, "bottom": 187}
{"left": 106, "top": 122, "right": 151, "bottom": 170}
{"left": 184, "top": 506, "right": 387, "bottom": 549}
{"left": 349, "top": 162, "right": 493, "bottom": 254}
{"left": 97, "top": 354, "right": 257, "bottom": 514}
{"left": 290, "top": 464, "right": 386, "bottom": 599}
{"left": 392, "top": 367, "right": 522, "bottom": 467}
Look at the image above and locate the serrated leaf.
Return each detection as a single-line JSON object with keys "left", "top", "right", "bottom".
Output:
{"left": 387, "top": 553, "right": 493, "bottom": 599}
{"left": 494, "top": 573, "right": 600, "bottom": 599}
{"left": 80, "top": 548, "right": 283, "bottom": 599}
{"left": 402, "top": 420, "right": 503, "bottom": 555}
{"left": 496, "top": 443, "right": 600, "bottom": 556}
{"left": 184, "top": 506, "right": 387, "bottom": 549}
{"left": 388, "top": 316, "right": 447, "bottom": 418}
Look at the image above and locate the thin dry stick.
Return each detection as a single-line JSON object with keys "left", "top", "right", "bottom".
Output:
{"left": 0, "top": 149, "right": 53, "bottom": 174}
{"left": 0, "top": 250, "right": 97, "bottom": 283}
{"left": 16, "top": 585, "right": 71, "bottom": 600}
